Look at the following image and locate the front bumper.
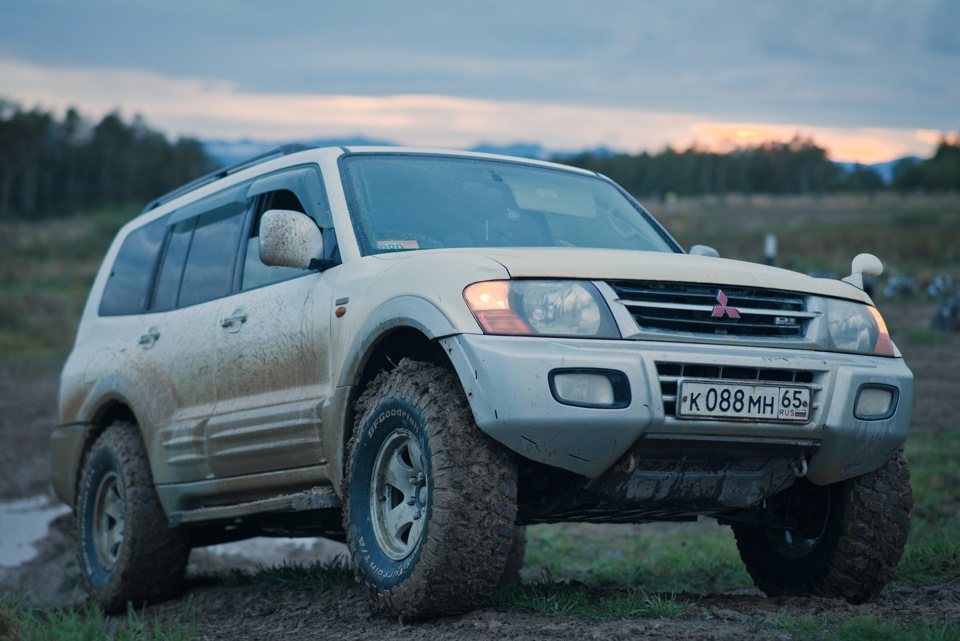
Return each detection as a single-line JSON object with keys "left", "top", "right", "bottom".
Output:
{"left": 440, "top": 334, "right": 912, "bottom": 485}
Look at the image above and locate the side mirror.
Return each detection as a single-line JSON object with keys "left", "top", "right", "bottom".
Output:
{"left": 688, "top": 244, "right": 720, "bottom": 258}
{"left": 842, "top": 253, "right": 883, "bottom": 290}
{"left": 259, "top": 209, "right": 324, "bottom": 269}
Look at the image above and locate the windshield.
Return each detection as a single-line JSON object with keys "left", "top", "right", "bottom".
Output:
{"left": 340, "top": 154, "right": 679, "bottom": 256}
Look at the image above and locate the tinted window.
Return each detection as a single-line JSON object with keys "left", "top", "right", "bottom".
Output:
{"left": 178, "top": 201, "right": 246, "bottom": 307}
{"left": 340, "top": 154, "right": 679, "bottom": 256}
{"left": 98, "top": 216, "right": 167, "bottom": 316}
{"left": 152, "top": 218, "right": 195, "bottom": 312}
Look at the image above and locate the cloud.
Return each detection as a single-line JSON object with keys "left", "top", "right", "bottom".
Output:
{"left": 0, "top": 57, "right": 942, "bottom": 163}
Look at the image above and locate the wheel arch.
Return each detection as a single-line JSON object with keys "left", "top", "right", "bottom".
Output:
{"left": 324, "top": 295, "right": 470, "bottom": 489}
{"left": 53, "top": 394, "right": 144, "bottom": 509}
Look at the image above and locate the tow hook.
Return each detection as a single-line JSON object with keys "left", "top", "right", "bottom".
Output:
{"left": 791, "top": 457, "right": 808, "bottom": 478}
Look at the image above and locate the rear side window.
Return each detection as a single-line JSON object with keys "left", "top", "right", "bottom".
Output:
{"left": 177, "top": 204, "right": 246, "bottom": 307}
{"left": 151, "top": 218, "right": 194, "bottom": 312}
{"left": 148, "top": 184, "right": 250, "bottom": 310}
{"left": 98, "top": 216, "right": 168, "bottom": 316}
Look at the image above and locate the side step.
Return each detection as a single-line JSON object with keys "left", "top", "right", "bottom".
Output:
{"left": 169, "top": 485, "right": 341, "bottom": 527}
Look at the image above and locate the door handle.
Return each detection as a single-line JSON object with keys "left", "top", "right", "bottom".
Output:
{"left": 219, "top": 308, "right": 247, "bottom": 332}
{"left": 138, "top": 327, "right": 160, "bottom": 348}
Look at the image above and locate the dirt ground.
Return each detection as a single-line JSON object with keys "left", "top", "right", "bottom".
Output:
{"left": 1, "top": 303, "right": 958, "bottom": 640}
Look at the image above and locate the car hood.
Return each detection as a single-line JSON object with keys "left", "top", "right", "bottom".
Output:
{"left": 462, "top": 248, "right": 873, "bottom": 304}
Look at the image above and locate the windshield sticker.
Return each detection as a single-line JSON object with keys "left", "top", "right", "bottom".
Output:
{"left": 377, "top": 240, "right": 420, "bottom": 251}
{"left": 536, "top": 188, "right": 558, "bottom": 199}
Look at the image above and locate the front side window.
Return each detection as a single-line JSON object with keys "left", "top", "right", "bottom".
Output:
{"left": 241, "top": 190, "right": 314, "bottom": 291}
{"left": 340, "top": 154, "right": 680, "bottom": 256}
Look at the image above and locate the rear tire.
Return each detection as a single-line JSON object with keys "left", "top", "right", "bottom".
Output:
{"left": 343, "top": 359, "right": 519, "bottom": 619}
{"left": 76, "top": 424, "right": 190, "bottom": 613}
{"left": 732, "top": 450, "right": 911, "bottom": 603}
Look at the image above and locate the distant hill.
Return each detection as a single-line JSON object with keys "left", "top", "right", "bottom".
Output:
{"left": 835, "top": 157, "right": 921, "bottom": 183}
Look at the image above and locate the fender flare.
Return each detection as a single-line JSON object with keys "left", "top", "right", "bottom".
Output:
{"left": 336, "top": 295, "right": 466, "bottom": 389}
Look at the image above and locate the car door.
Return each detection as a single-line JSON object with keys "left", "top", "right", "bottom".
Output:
{"left": 148, "top": 185, "right": 250, "bottom": 485}
{"left": 206, "top": 166, "right": 338, "bottom": 480}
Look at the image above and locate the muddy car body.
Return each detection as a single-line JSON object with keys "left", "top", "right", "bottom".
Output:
{"left": 52, "top": 146, "right": 913, "bottom": 617}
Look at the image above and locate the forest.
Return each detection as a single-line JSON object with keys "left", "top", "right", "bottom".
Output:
{"left": 0, "top": 99, "right": 958, "bottom": 218}
{"left": 0, "top": 100, "right": 211, "bottom": 218}
{"left": 556, "top": 135, "right": 960, "bottom": 198}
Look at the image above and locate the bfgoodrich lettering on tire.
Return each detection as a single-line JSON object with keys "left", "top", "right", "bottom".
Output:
{"left": 76, "top": 424, "right": 190, "bottom": 613}
{"left": 732, "top": 450, "right": 912, "bottom": 603}
{"left": 343, "top": 359, "right": 519, "bottom": 619}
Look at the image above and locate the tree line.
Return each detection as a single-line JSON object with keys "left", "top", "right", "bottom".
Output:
{"left": 891, "top": 136, "right": 960, "bottom": 193}
{"left": 1, "top": 99, "right": 958, "bottom": 218}
{"left": 555, "top": 135, "right": 960, "bottom": 198}
{"left": 0, "top": 100, "right": 211, "bottom": 217}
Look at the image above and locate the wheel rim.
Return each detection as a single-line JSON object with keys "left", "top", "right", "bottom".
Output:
{"left": 92, "top": 471, "right": 126, "bottom": 570}
{"left": 766, "top": 485, "right": 832, "bottom": 558}
{"left": 370, "top": 430, "right": 428, "bottom": 561}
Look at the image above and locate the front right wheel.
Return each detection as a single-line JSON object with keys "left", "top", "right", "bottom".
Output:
{"left": 732, "top": 450, "right": 912, "bottom": 603}
{"left": 342, "top": 359, "right": 519, "bottom": 619}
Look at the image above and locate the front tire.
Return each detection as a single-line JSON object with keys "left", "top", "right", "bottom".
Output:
{"left": 732, "top": 450, "right": 912, "bottom": 603}
{"left": 76, "top": 424, "right": 190, "bottom": 612}
{"left": 343, "top": 359, "right": 519, "bottom": 619}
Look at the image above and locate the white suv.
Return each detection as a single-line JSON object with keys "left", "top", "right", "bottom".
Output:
{"left": 52, "top": 146, "right": 913, "bottom": 618}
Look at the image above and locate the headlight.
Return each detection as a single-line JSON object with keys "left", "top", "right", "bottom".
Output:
{"left": 463, "top": 280, "right": 620, "bottom": 338}
{"left": 824, "top": 298, "right": 894, "bottom": 356}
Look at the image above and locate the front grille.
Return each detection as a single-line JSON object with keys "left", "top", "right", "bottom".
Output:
{"left": 608, "top": 281, "right": 815, "bottom": 337}
{"left": 656, "top": 362, "right": 819, "bottom": 419}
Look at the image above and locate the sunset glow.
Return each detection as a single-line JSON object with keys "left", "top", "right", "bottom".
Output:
{"left": 0, "top": 56, "right": 943, "bottom": 164}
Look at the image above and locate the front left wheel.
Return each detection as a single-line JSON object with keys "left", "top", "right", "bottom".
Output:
{"left": 732, "top": 450, "right": 912, "bottom": 603}
{"left": 76, "top": 424, "right": 190, "bottom": 612}
{"left": 343, "top": 359, "right": 519, "bottom": 619}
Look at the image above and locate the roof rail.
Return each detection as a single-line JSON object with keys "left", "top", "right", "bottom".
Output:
{"left": 140, "top": 143, "right": 317, "bottom": 214}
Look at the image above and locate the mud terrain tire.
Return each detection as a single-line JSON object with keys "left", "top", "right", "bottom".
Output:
{"left": 343, "top": 359, "right": 519, "bottom": 619}
{"left": 732, "top": 450, "right": 912, "bottom": 603}
{"left": 76, "top": 424, "right": 190, "bottom": 613}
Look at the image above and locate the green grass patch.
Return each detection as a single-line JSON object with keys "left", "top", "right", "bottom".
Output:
{"left": 775, "top": 613, "right": 960, "bottom": 641}
{"left": 525, "top": 521, "right": 752, "bottom": 594}
{"left": 191, "top": 558, "right": 357, "bottom": 593}
{"left": 490, "top": 580, "right": 690, "bottom": 622}
{"left": 899, "top": 326, "right": 954, "bottom": 347}
{"left": 0, "top": 599, "right": 195, "bottom": 641}
{"left": 0, "top": 205, "right": 134, "bottom": 358}
{"left": 894, "top": 428, "right": 960, "bottom": 587}
{"left": 902, "top": 429, "right": 960, "bottom": 545}
{"left": 654, "top": 193, "right": 960, "bottom": 284}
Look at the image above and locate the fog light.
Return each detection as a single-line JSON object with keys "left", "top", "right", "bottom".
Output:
{"left": 854, "top": 385, "right": 897, "bottom": 420}
{"left": 549, "top": 369, "right": 630, "bottom": 409}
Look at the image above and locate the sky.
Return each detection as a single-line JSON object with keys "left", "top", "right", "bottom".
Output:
{"left": 1, "top": 0, "right": 958, "bottom": 163}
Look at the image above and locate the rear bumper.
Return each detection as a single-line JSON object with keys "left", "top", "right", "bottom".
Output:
{"left": 441, "top": 334, "right": 912, "bottom": 484}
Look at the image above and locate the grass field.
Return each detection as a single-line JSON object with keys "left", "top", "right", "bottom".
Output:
{"left": 1, "top": 193, "right": 958, "bottom": 358}
{"left": 2, "top": 193, "right": 958, "bottom": 638}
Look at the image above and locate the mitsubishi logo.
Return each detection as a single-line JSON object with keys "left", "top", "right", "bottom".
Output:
{"left": 711, "top": 290, "right": 741, "bottom": 318}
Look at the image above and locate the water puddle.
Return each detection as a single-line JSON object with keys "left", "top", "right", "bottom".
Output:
{"left": 0, "top": 495, "right": 347, "bottom": 572}
{"left": 0, "top": 495, "right": 70, "bottom": 567}
{"left": 192, "top": 536, "right": 348, "bottom": 572}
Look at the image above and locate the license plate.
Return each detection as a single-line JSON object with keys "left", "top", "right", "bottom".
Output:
{"left": 677, "top": 379, "right": 811, "bottom": 423}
